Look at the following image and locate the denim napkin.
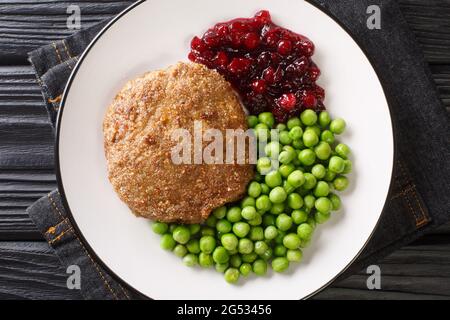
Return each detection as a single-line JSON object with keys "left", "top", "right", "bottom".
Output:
{"left": 27, "top": 0, "right": 450, "bottom": 299}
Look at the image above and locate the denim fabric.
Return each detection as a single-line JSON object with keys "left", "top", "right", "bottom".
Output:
{"left": 27, "top": 0, "right": 450, "bottom": 298}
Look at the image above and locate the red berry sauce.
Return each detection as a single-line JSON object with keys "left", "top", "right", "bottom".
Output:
{"left": 188, "top": 10, "right": 325, "bottom": 123}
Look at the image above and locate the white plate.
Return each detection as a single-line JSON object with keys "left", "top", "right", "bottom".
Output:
{"left": 57, "top": 0, "right": 394, "bottom": 299}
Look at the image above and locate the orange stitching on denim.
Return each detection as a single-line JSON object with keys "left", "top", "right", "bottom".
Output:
{"left": 390, "top": 184, "right": 416, "bottom": 201}
{"left": 47, "top": 193, "right": 119, "bottom": 300}
{"left": 49, "top": 226, "right": 73, "bottom": 244}
{"left": 117, "top": 283, "right": 130, "bottom": 300}
{"left": 45, "top": 217, "right": 69, "bottom": 235}
{"left": 398, "top": 161, "right": 429, "bottom": 228}
{"left": 52, "top": 42, "right": 63, "bottom": 64}
{"left": 48, "top": 95, "right": 62, "bottom": 104}
{"left": 62, "top": 40, "right": 73, "bottom": 59}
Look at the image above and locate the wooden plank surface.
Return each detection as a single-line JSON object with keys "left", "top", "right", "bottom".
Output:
{"left": 0, "top": 0, "right": 448, "bottom": 300}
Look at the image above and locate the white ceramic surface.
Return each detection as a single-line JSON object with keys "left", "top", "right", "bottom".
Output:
{"left": 57, "top": 0, "right": 393, "bottom": 299}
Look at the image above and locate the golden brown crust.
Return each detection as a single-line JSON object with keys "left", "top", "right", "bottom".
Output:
{"left": 103, "top": 62, "right": 254, "bottom": 223}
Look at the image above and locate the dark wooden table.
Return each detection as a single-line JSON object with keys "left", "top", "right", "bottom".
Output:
{"left": 0, "top": 0, "right": 449, "bottom": 300}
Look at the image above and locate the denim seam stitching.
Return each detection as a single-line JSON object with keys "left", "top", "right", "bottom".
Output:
{"left": 47, "top": 193, "right": 120, "bottom": 300}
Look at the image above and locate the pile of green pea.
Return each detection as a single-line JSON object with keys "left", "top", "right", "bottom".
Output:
{"left": 152, "top": 110, "right": 351, "bottom": 284}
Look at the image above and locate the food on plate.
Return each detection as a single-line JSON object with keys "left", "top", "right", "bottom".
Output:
{"left": 154, "top": 110, "right": 352, "bottom": 283}
{"left": 103, "top": 62, "right": 254, "bottom": 223}
{"left": 189, "top": 10, "right": 325, "bottom": 123}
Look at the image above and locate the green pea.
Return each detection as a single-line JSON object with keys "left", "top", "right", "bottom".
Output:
{"left": 265, "top": 171, "right": 282, "bottom": 188}
{"left": 303, "top": 129, "right": 319, "bottom": 148}
{"left": 249, "top": 226, "right": 264, "bottom": 241}
{"left": 303, "top": 173, "right": 317, "bottom": 190}
{"left": 270, "top": 202, "right": 285, "bottom": 215}
{"left": 311, "top": 164, "right": 326, "bottom": 179}
{"left": 258, "top": 112, "right": 275, "bottom": 128}
{"left": 300, "top": 109, "right": 318, "bottom": 126}
{"left": 315, "top": 211, "right": 331, "bottom": 224}
{"left": 283, "top": 233, "right": 301, "bottom": 249}
{"left": 216, "top": 219, "right": 232, "bottom": 234}
{"left": 264, "top": 141, "right": 282, "bottom": 158}
{"left": 260, "top": 183, "right": 270, "bottom": 195}
{"left": 247, "top": 115, "right": 259, "bottom": 128}
{"left": 240, "top": 263, "right": 252, "bottom": 276}
{"left": 287, "top": 249, "right": 303, "bottom": 262}
{"left": 315, "top": 197, "right": 332, "bottom": 214}
{"left": 269, "top": 186, "right": 287, "bottom": 204}
{"left": 279, "top": 164, "right": 295, "bottom": 178}
{"left": 224, "top": 268, "right": 240, "bottom": 284}
{"left": 330, "top": 118, "right": 346, "bottom": 134}
{"left": 254, "top": 241, "right": 269, "bottom": 255}
{"left": 329, "top": 156, "right": 345, "bottom": 173}
{"left": 238, "top": 238, "right": 254, "bottom": 254}
{"left": 263, "top": 214, "right": 275, "bottom": 227}
{"left": 287, "top": 170, "right": 305, "bottom": 188}
{"left": 183, "top": 253, "right": 198, "bottom": 267}
{"left": 274, "top": 244, "right": 287, "bottom": 257}
{"left": 274, "top": 231, "right": 286, "bottom": 245}
{"left": 260, "top": 247, "right": 273, "bottom": 261}
{"left": 314, "top": 181, "right": 330, "bottom": 197}
{"left": 264, "top": 226, "right": 278, "bottom": 240}
{"left": 315, "top": 141, "right": 332, "bottom": 160}
{"left": 307, "top": 125, "right": 321, "bottom": 137}
{"left": 247, "top": 182, "right": 261, "bottom": 198}
{"left": 319, "top": 111, "right": 331, "bottom": 127}
{"left": 272, "top": 257, "right": 290, "bottom": 273}
{"left": 213, "top": 206, "right": 227, "bottom": 219}
{"left": 278, "top": 150, "right": 296, "bottom": 164}
{"left": 307, "top": 217, "right": 316, "bottom": 229}
{"left": 186, "top": 239, "right": 201, "bottom": 254}
{"left": 189, "top": 224, "right": 201, "bottom": 235}
{"left": 242, "top": 206, "right": 258, "bottom": 220}
{"left": 303, "top": 194, "right": 316, "bottom": 209}
{"left": 287, "top": 117, "right": 301, "bottom": 129}
{"left": 216, "top": 263, "right": 229, "bottom": 273}
{"left": 252, "top": 259, "right": 268, "bottom": 276}
{"left": 173, "top": 244, "right": 188, "bottom": 257}
{"left": 279, "top": 130, "right": 293, "bottom": 145}
{"left": 152, "top": 222, "right": 168, "bottom": 235}
{"left": 169, "top": 224, "right": 178, "bottom": 233}
{"left": 343, "top": 159, "right": 353, "bottom": 174}
{"left": 205, "top": 215, "right": 217, "bottom": 228}
{"left": 201, "top": 226, "right": 215, "bottom": 236}
{"left": 289, "top": 126, "right": 303, "bottom": 140}
{"left": 257, "top": 157, "right": 272, "bottom": 174}
{"left": 248, "top": 213, "right": 262, "bottom": 226}
{"left": 230, "top": 254, "right": 242, "bottom": 268}
{"left": 276, "top": 214, "right": 293, "bottom": 231}
{"left": 297, "top": 223, "right": 314, "bottom": 240}
{"left": 334, "top": 176, "right": 349, "bottom": 191}
{"left": 227, "top": 207, "right": 242, "bottom": 223}
{"left": 298, "top": 149, "right": 316, "bottom": 166}
{"left": 292, "top": 210, "right": 308, "bottom": 224}
{"left": 324, "top": 169, "right": 337, "bottom": 182}
{"left": 283, "top": 181, "right": 296, "bottom": 195}
{"left": 241, "top": 196, "right": 256, "bottom": 208}
{"left": 199, "top": 252, "right": 214, "bottom": 267}
{"left": 287, "top": 193, "right": 303, "bottom": 209}
{"left": 276, "top": 123, "right": 287, "bottom": 131}
{"left": 160, "top": 234, "right": 176, "bottom": 251}
{"left": 199, "top": 235, "right": 216, "bottom": 254}
{"left": 335, "top": 143, "right": 351, "bottom": 159}
{"left": 255, "top": 195, "right": 272, "bottom": 212}
{"left": 321, "top": 130, "right": 335, "bottom": 144}
{"left": 212, "top": 246, "right": 230, "bottom": 264}
{"left": 242, "top": 252, "right": 258, "bottom": 263}
{"left": 329, "top": 193, "right": 342, "bottom": 210}
{"left": 233, "top": 222, "right": 251, "bottom": 238}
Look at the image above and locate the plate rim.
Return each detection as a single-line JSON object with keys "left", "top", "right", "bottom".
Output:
{"left": 55, "top": 0, "right": 397, "bottom": 300}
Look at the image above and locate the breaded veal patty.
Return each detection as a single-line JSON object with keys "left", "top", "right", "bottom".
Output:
{"left": 103, "top": 62, "right": 254, "bottom": 224}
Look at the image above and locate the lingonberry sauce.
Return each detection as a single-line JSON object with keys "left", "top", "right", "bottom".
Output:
{"left": 188, "top": 10, "right": 325, "bottom": 123}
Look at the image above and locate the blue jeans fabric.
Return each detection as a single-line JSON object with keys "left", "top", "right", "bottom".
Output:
{"left": 27, "top": 0, "right": 450, "bottom": 299}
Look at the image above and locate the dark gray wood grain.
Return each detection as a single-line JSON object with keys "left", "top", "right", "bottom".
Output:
{"left": 0, "top": 0, "right": 449, "bottom": 300}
